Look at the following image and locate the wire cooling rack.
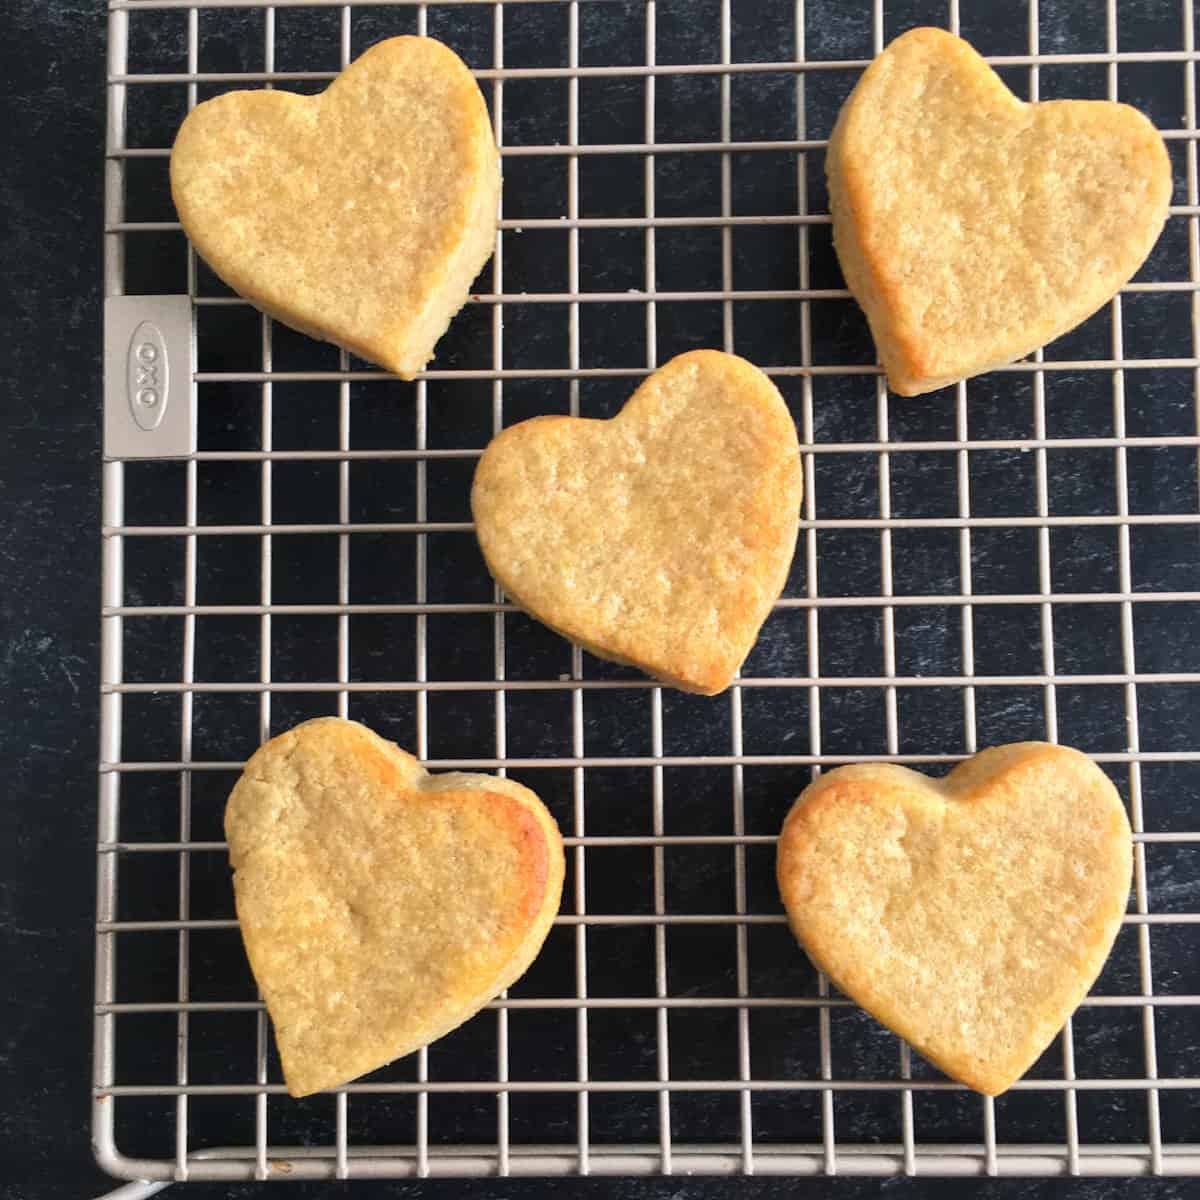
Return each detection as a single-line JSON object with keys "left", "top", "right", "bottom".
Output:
{"left": 96, "top": 0, "right": 1200, "bottom": 1185}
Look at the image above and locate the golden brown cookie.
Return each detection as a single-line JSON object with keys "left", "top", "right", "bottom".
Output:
{"left": 776, "top": 743, "right": 1132, "bottom": 1095}
{"left": 827, "top": 27, "right": 1171, "bottom": 395}
{"left": 470, "top": 349, "right": 803, "bottom": 695}
{"left": 171, "top": 36, "right": 499, "bottom": 379}
{"left": 225, "top": 717, "right": 563, "bottom": 1097}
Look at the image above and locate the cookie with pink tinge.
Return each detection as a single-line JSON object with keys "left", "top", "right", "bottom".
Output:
{"left": 225, "top": 718, "right": 563, "bottom": 1097}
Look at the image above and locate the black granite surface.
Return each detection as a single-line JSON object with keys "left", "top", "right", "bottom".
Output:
{"left": 2, "top": 0, "right": 1198, "bottom": 1197}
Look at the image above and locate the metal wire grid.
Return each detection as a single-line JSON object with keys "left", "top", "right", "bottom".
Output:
{"left": 96, "top": 0, "right": 1200, "bottom": 1183}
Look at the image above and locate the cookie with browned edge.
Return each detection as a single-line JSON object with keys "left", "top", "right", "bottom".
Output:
{"left": 828, "top": 28, "right": 1170, "bottom": 395}
{"left": 777, "top": 743, "right": 1132, "bottom": 1095}
{"left": 225, "top": 718, "right": 564, "bottom": 1097}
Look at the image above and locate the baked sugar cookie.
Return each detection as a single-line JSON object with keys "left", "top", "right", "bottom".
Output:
{"left": 225, "top": 718, "right": 563, "bottom": 1097}
{"left": 171, "top": 36, "right": 499, "bottom": 379}
{"left": 827, "top": 27, "right": 1171, "bottom": 395}
{"left": 471, "top": 350, "right": 803, "bottom": 695}
{"left": 777, "top": 743, "right": 1132, "bottom": 1095}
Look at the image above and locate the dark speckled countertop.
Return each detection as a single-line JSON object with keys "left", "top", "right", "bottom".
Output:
{"left": 2, "top": 0, "right": 1198, "bottom": 1197}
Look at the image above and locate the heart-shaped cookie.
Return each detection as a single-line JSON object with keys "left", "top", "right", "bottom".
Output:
{"left": 828, "top": 27, "right": 1172, "bottom": 396}
{"left": 225, "top": 718, "right": 563, "bottom": 1097}
{"left": 171, "top": 37, "right": 499, "bottom": 379}
{"left": 471, "top": 350, "right": 803, "bottom": 695}
{"left": 776, "top": 743, "right": 1131, "bottom": 1095}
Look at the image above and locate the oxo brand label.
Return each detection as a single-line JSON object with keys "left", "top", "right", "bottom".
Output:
{"left": 127, "top": 320, "right": 169, "bottom": 431}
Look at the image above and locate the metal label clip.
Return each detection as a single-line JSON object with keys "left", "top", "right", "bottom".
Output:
{"left": 104, "top": 295, "right": 195, "bottom": 459}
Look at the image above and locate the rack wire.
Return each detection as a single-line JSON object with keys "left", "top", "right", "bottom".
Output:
{"left": 97, "top": 0, "right": 1200, "bottom": 1183}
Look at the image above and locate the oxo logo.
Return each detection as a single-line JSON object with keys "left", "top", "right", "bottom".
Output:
{"left": 126, "top": 320, "right": 170, "bottom": 432}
